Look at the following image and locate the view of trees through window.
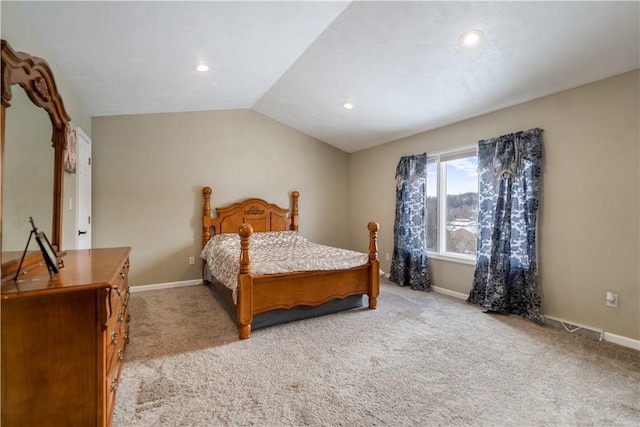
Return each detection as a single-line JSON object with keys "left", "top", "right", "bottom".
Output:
{"left": 445, "top": 192, "right": 478, "bottom": 254}
{"left": 426, "top": 151, "right": 478, "bottom": 257}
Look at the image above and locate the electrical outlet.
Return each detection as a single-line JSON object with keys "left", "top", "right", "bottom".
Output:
{"left": 189, "top": 256, "right": 195, "bottom": 265}
{"left": 385, "top": 253, "right": 390, "bottom": 261}
{"left": 606, "top": 291, "right": 618, "bottom": 308}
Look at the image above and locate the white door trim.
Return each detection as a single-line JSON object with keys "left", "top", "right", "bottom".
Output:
{"left": 75, "top": 127, "right": 92, "bottom": 249}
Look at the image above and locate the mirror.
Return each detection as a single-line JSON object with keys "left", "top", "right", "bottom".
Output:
{"left": 1, "top": 39, "right": 71, "bottom": 273}
{"left": 3, "top": 86, "right": 54, "bottom": 251}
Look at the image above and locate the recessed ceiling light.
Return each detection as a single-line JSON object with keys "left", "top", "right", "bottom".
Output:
{"left": 194, "top": 64, "right": 210, "bottom": 72}
{"left": 460, "top": 30, "right": 483, "bottom": 47}
{"left": 343, "top": 102, "right": 354, "bottom": 110}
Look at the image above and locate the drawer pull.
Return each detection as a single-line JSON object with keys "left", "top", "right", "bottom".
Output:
{"left": 118, "top": 311, "right": 124, "bottom": 322}
{"left": 118, "top": 349, "right": 124, "bottom": 361}
{"left": 123, "top": 291, "right": 130, "bottom": 307}
{"left": 114, "top": 285, "right": 121, "bottom": 296}
{"left": 110, "top": 378, "right": 119, "bottom": 393}
{"left": 106, "top": 288, "right": 113, "bottom": 319}
{"left": 110, "top": 331, "right": 118, "bottom": 345}
{"left": 122, "top": 330, "right": 128, "bottom": 342}
{"left": 120, "top": 272, "right": 125, "bottom": 279}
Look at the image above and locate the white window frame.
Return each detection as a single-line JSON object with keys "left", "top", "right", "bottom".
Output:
{"left": 426, "top": 144, "right": 478, "bottom": 265}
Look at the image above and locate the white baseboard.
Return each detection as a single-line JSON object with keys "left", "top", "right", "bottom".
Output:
{"left": 432, "top": 285, "right": 468, "bottom": 301}
{"left": 602, "top": 332, "right": 640, "bottom": 350}
{"left": 129, "top": 279, "right": 202, "bottom": 293}
{"left": 431, "top": 286, "right": 639, "bottom": 351}
{"left": 542, "top": 315, "right": 639, "bottom": 351}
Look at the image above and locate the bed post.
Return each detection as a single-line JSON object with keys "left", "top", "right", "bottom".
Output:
{"left": 291, "top": 191, "right": 299, "bottom": 232}
{"left": 237, "top": 223, "right": 254, "bottom": 339}
{"left": 202, "top": 187, "right": 212, "bottom": 249}
{"left": 202, "top": 187, "right": 213, "bottom": 284}
{"left": 367, "top": 221, "right": 380, "bottom": 309}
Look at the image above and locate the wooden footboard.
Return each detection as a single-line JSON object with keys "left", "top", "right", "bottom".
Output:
{"left": 236, "top": 221, "right": 379, "bottom": 339}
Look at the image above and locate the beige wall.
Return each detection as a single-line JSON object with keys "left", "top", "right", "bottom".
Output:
{"left": 1, "top": 2, "right": 92, "bottom": 251}
{"left": 91, "top": 110, "right": 349, "bottom": 287}
{"left": 349, "top": 70, "right": 640, "bottom": 340}
{"left": 4, "top": 2, "right": 638, "bottom": 342}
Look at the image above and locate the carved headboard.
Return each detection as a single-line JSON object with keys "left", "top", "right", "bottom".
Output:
{"left": 202, "top": 187, "right": 299, "bottom": 248}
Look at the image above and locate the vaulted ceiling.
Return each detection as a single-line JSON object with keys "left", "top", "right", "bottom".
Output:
{"left": 16, "top": 1, "right": 640, "bottom": 153}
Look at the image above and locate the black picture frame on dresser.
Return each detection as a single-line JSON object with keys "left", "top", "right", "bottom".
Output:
{"left": 13, "top": 217, "right": 59, "bottom": 281}
{"left": 35, "top": 231, "right": 59, "bottom": 276}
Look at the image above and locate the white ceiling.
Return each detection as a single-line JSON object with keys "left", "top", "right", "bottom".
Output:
{"left": 16, "top": 1, "right": 640, "bottom": 153}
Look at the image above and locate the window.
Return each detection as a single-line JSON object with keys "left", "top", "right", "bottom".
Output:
{"left": 426, "top": 145, "right": 478, "bottom": 263}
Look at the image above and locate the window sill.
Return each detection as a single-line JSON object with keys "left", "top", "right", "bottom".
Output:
{"left": 427, "top": 252, "right": 476, "bottom": 266}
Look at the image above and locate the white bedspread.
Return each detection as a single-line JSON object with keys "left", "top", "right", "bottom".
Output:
{"left": 200, "top": 231, "right": 370, "bottom": 303}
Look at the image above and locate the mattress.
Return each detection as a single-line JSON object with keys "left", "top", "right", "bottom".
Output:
{"left": 200, "top": 231, "right": 370, "bottom": 303}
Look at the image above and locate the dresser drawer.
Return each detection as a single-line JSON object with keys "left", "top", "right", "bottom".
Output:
{"left": 106, "top": 304, "right": 129, "bottom": 373}
{"left": 106, "top": 258, "right": 130, "bottom": 372}
{"left": 110, "top": 259, "right": 130, "bottom": 307}
{"left": 104, "top": 257, "right": 131, "bottom": 425}
{"left": 105, "top": 345, "right": 125, "bottom": 426}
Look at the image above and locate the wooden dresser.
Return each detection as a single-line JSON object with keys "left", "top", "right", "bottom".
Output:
{"left": 1, "top": 247, "right": 131, "bottom": 427}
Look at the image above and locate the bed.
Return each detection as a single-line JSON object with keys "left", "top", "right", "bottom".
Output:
{"left": 200, "top": 186, "right": 380, "bottom": 339}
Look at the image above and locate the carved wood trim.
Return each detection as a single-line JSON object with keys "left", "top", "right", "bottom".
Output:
{"left": 201, "top": 188, "right": 299, "bottom": 239}
{"left": 243, "top": 205, "right": 264, "bottom": 215}
{"left": 1, "top": 40, "right": 70, "bottom": 128}
{"left": 1, "top": 39, "right": 71, "bottom": 253}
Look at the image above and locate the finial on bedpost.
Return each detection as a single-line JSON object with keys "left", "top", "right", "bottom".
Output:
{"left": 291, "top": 191, "right": 300, "bottom": 232}
{"left": 203, "top": 187, "right": 212, "bottom": 249}
{"left": 368, "top": 221, "right": 379, "bottom": 261}
{"left": 238, "top": 223, "right": 253, "bottom": 274}
{"left": 238, "top": 223, "right": 253, "bottom": 339}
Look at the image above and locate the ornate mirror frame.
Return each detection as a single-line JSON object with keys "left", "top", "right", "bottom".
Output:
{"left": 1, "top": 39, "right": 71, "bottom": 257}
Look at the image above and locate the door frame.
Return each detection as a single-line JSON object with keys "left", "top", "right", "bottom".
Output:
{"left": 75, "top": 127, "right": 91, "bottom": 249}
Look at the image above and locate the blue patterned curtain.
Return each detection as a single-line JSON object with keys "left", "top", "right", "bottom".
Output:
{"left": 467, "top": 128, "right": 543, "bottom": 321}
{"left": 389, "top": 153, "right": 431, "bottom": 291}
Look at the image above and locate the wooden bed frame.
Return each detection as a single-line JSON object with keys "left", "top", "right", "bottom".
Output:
{"left": 201, "top": 186, "right": 379, "bottom": 339}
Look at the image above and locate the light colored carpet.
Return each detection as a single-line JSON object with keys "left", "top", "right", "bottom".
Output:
{"left": 113, "top": 278, "right": 639, "bottom": 426}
